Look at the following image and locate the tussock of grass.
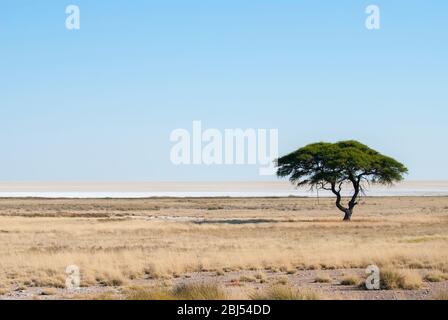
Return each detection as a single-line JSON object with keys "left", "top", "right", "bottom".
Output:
{"left": 173, "top": 283, "right": 226, "bottom": 300}
{"left": 215, "top": 269, "right": 225, "bottom": 276}
{"left": 90, "top": 292, "right": 121, "bottom": 300}
{"left": 276, "top": 276, "right": 288, "bottom": 285}
{"left": 340, "top": 275, "right": 360, "bottom": 286}
{"left": 69, "top": 291, "right": 121, "bottom": 300}
{"left": 250, "top": 285, "right": 320, "bottom": 300}
{"left": 267, "top": 266, "right": 280, "bottom": 273}
{"left": 125, "top": 285, "right": 174, "bottom": 300}
{"left": 207, "top": 206, "right": 224, "bottom": 210}
{"left": 380, "top": 268, "right": 422, "bottom": 290}
{"left": 279, "top": 266, "right": 294, "bottom": 273}
{"left": 314, "top": 275, "right": 332, "bottom": 283}
{"left": 26, "top": 276, "right": 66, "bottom": 288}
{"left": 96, "top": 274, "right": 125, "bottom": 287}
{"left": 254, "top": 271, "right": 266, "bottom": 282}
{"left": 40, "top": 288, "right": 58, "bottom": 296}
{"left": 126, "top": 283, "right": 226, "bottom": 300}
{"left": 424, "top": 271, "right": 445, "bottom": 283}
{"left": 144, "top": 264, "right": 163, "bottom": 279}
{"left": 286, "top": 268, "right": 296, "bottom": 275}
{"left": 239, "top": 275, "right": 256, "bottom": 283}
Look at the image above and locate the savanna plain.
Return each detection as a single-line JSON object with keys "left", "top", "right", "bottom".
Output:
{"left": 0, "top": 196, "right": 447, "bottom": 300}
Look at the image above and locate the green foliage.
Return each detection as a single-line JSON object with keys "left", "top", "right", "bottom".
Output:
{"left": 276, "top": 140, "right": 407, "bottom": 188}
{"left": 276, "top": 140, "right": 407, "bottom": 219}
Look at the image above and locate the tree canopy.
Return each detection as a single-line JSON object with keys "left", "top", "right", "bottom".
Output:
{"left": 276, "top": 140, "right": 408, "bottom": 220}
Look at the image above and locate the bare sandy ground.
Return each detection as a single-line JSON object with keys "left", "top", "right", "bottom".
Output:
{"left": 0, "top": 196, "right": 447, "bottom": 300}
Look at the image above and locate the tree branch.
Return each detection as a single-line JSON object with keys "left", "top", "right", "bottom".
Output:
{"left": 331, "top": 182, "right": 347, "bottom": 213}
{"left": 348, "top": 175, "right": 361, "bottom": 210}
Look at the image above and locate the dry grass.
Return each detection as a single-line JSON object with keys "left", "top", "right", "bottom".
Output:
{"left": 250, "top": 285, "right": 321, "bottom": 300}
{"left": 0, "top": 197, "right": 447, "bottom": 293}
{"left": 39, "top": 288, "right": 58, "bottom": 296}
{"left": 285, "top": 268, "right": 297, "bottom": 275}
{"left": 423, "top": 271, "right": 446, "bottom": 283}
{"left": 80, "top": 292, "right": 122, "bottom": 300}
{"left": 173, "top": 283, "right": 227, "bottom": 300}
{"left": 239, "top": 275, "right": 257, "bottom": 283}
{"left": 215, "top": 269, "right": 225, "bottom": 276}
{"left": 125, "top": 283, "right": 226, "bottom": 300}
{"left": 340, "top": 275, "right": 361, "bottom": 286}
{"left": 314, "top": 274, "right": 332, "bottom": 283}
{"left": 275, "top": 276, "right": 289, "bottom": 285}
{"left": 380, "top": 268, "right": 423, "bottom": 290}
{"left": 254, "top": 271, "right": 267, "bottom": 282}
{"left": 125, "top": 285, "right": 173, "bottom": 300}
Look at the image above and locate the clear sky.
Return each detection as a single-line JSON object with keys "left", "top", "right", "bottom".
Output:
{"left": 0, "top": 1, "right": 447, "bottom": 181}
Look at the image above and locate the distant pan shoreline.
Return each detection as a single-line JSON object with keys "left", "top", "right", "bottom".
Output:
{"left": 1, "top": 192, "right": 448, "bottom": 199}
{"left": 0, "top": 181, "right": 447, "bottom": 198}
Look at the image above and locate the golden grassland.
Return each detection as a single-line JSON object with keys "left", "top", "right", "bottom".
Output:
{"left": 0, "top": 196, "right": 447, "bottom": 298}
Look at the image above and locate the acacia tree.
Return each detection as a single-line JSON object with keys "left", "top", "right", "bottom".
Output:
{"left": 276, "top": 141, "right": 407, "bottom": 221}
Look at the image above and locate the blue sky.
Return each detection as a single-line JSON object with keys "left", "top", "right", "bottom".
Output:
{"left": 0, "top": 1, "right": 447, "bottom": 181}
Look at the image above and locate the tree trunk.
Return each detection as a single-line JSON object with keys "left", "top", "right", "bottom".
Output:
{"left": 343, "top": 209, "right": 352, "bottom": 221}
{"left": 330, "top": 181, "right": 357, "bottom": 221}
